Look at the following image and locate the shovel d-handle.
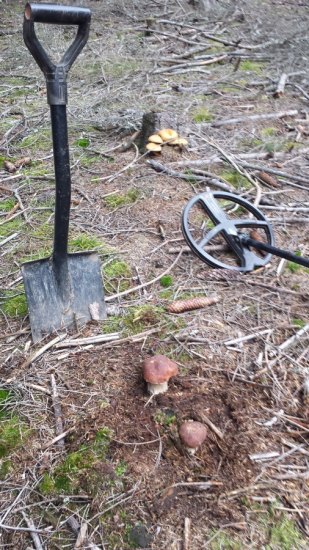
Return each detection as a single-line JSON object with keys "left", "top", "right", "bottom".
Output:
{"left": 23, "top": 3, "right": 91, "bottom": 105}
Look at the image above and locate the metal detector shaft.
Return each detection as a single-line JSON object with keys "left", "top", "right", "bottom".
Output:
{"left": 242, "top": 237, "right": 309, "bottom": 268}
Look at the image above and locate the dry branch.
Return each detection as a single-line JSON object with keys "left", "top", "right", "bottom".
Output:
{"left": 211, "top": 109, "right": 298, "bottom": 127}
{"left": 21, "top": 512, "right": 43, "bottom": 550}
{"left": 147, "top": 159, "right": 233, "bottom": 192}
{"left": 50, "top": 374, "right": 65, "bottom": 448}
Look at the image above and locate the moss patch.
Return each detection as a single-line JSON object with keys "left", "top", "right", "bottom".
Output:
{"left": 220, "top": 169, "right": 251, "bottom": 189}
{"left": 103, "top": 189, "right": 139, "bottom": 209}
{"left": 39, "top": 427, "right": 113, "bottom": 495}
{"left": 193, "top": 107, "right": 213, "bottom": 123}
{"left": 0, "top": 217, "right": 23, "bottom": 239}
{"left": 0, "top": 198, "right": 16, "bottom": 212}
{"left": 104, "top": 259, "right": 132, "bottom": 293}
{"left": 69, "top": 233, "right": 103, "bottom": 252}
{"left": 1, "top": 290, "right": 27, "bottom": 318}
{"left": 0, "top": 416, "right": 29, "bottom": 458}
{"left": 239, "top": 60, "right": 266, "bottom": 73}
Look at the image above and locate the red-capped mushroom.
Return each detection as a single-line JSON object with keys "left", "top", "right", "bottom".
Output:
{"left": 142, "top": 354, "right": 178, "bottom": 395}
{"left": 179, "top": 421, "right": 207, "bottom": 454}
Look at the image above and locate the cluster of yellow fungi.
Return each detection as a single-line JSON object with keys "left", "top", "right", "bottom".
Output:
{"left": 146, "top": 128, "right": 188, "bottom": 154}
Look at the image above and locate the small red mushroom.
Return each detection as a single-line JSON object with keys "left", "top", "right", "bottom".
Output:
{"left": 179, "top": 421, "right": 207, "bottom": 455}
{"left": 142, "top": 354, "right": 178, "bottom": 395}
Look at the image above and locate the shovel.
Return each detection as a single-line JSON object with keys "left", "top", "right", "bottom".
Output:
{"left": 22, "top": 3, "right": 106, "bottom": 343}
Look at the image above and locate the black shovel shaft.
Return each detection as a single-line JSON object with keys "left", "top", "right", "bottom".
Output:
{"left": 51, "top": 104, "right": 71, "bottom": 261}
{"left": 243, "top": 237, "right": 309, "bottom": 268}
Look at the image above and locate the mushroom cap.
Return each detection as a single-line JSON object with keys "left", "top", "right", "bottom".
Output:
{"left": 169, "top": 137, "right": 188, "bottom": 147}
{"left": 148, "top": 134, "right": 163, "bottom": 144}
{"left": 158, "top": 128, "right": 179, "bottom": 142}
{"left": 143, "top": 354, "right": 178, "bottom": 384}
{"left": 146, "top": 142, "right": 162, "bottom": 153}
{"left": 179, "top": 421, "right": 207, "bottom": 449}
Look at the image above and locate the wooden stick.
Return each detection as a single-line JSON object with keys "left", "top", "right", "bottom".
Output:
{"left": 183, "top": 517, "right": 191, "bottom": 550}
{"left": 273, "top": 73, "right": 288, "bottom": 98}
{"left": 21, "top": 512, "right": 44, "bottom": 550}
{"left": 50, "top": 374, "right": 65, "bottom": 448}
{"left": 20, "top": 333, "right": 67, "bottom": 368}
{"left": 43, "top": 427, "right": 74, "bottom": 449}
{"left": 197, "top": 412, "right": 224, "bottom": 440}
{"left": 211, "top": 109, "right": 298, "bottom": 127}
{"left": 55, "top": 333, "right": 120, "bottom": 348}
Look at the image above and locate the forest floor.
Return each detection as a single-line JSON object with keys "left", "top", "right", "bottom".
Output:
{"left": 0, "top": 0, "right": 308, "bottom": 548}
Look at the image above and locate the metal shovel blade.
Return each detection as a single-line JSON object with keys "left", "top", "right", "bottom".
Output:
{"left": 22, "top": 252, "right": 106, "bottom": 343}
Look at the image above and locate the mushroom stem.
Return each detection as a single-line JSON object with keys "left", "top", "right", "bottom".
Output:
{"left": 184, "top": 446, "right": 197, "bottom": 455}
{"left": 147, "top": 381, "right": 168, "bottom": 395}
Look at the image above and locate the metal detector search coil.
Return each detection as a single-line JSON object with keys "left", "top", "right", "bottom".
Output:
{"left": 182, "top": 192, "right": 309, "bottom": 272}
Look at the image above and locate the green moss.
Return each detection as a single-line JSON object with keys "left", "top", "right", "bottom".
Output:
{"left": 75, "top": 137, "right": 90, "bottom": 148}
{"left": 103, "top": 189, "right": 139, "bottom": 209}
{"left": 0, "top": 217, "right": 23, "bottom": 238}
{"left": 287, "top": 251, "right": 308, "bottom": 273}
{"left": 0, "top": 389, "right": 14, "bottom": 419}
{"left": 261, "top": 127, "right": 277, "bottom": 138}
{"left": 0, "top": 416, "right": 29, "bottom": 458}
{"left": 23, "top": 162, "right": 51, "bottom": 177}
{"left": 220, "top": 169, "right": 251, "bottom": 189}
{"left": 115, "top": 461, "right": 127, "bottom": 477}
{"left": 0, "top": 198, "right": 16, "bottom": 212}
{"left": 154, "top": 410, "right": 176, "bottom": 427}
{"left": 193, "top": 107, "right": 213, "bottom": 123}
{"left": 0, "top": 459, "right": 11, "bottom": 479}
{"left": 159, "top": 289, "right": 173, "bottom": 300}
{"left": 104, "top": 59, "right": 139, "bottom": 78}
{"left": 104, "top": 259, "right": 132, "bottom": 293}
{"left": 239, "top": 60, "right": 266, "bottom": 73}
{"left": 160, "top": 275, "right": 173, "bottom": 288}
{"left": 208, "top": 531, "right": 242, "bottom": 549}
{"left": 267, "top": 515, "right": 306, "bottom": 550}
{"left": 69, "top": 233, "right": 103, "bottom": 252}
{"left": 39, "top": 473, "right": 56, "bottom": 495}
{"left": 122, "top": 305, "right": 164, "bottom": 335}
{"left": 20, "top": 129, "right": 51, "bottom": 151}
{"left": 39, "top": 428, "right": 112, "bottom": 495}
{"left": 292, "top": 318, "right": 307, "bottom": 329}
{"left": 30, "top": 224, "right": 53, "bottom": 240}
{"left": 102, "top": 316, "right": 123, "bottom": 334}
{"left": 1, "top": 292, "right": 27, "bottom": 318}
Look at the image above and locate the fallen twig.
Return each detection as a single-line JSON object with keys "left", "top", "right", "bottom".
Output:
{"left": 211, "top": 109, "right": 298, "bottom": 127}
{"left": 43, "top": 427, "right": 75, "bottom": 449}
{"left": 106, "top": 249, "right": 183, "bottom": 302}
{"left": 50, "top": 374, "right": 65, "bottom": 448}
{"left": 147, "top": 159, "right": 233, "bottom": 191}
{"left": 20, "top": 333, "right": 67, "bottom": 368}
{"left": 183, "top": 517, "right": 191, "bottom": 550}
{"left": 21, "top": 512, "right": 43, "bottom": 550}
{"left": 55, "top": 332, "right": 120, "bottom": 348}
